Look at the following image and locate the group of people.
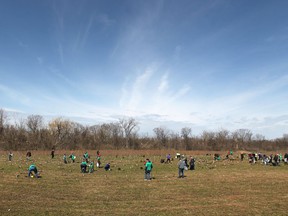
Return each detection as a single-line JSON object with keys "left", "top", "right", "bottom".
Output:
{"left": 248, "top": 152, "right": 288, "bottom": 166}
{"left": 7, "top": 150, "right": 106, "bottom": 177}
{"left": 145, "top": 154, "right": 196, "bottom": 180}
{"left": 177, "top": 155, "right": 195, "bottom": 178}
{"left": 12, "top": 150, "right": 288, "bottom": 181}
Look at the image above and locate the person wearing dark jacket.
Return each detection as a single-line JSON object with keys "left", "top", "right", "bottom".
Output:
{"left": 80, "top": 160, "right": 88, "bottom": 173}
{"left": 189, "top": 156, "right": 195, "bottom": 170}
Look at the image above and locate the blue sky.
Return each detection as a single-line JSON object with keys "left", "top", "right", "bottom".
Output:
{"left": 1, "top": 0, "right": 288, "bottom": 139}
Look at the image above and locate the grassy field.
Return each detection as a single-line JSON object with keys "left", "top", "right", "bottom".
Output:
{"left": 0, "top": 150, "right": 287, "bottom": 216}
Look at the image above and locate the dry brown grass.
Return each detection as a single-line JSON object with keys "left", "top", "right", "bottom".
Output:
{"left": 0, "top": 150, "right": 288, "bottom": 215}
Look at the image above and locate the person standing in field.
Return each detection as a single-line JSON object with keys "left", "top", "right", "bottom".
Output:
{"left": 240, "top": 153, "right": 245, "bottom": 161}
{"left": 63, "top": 154, "right": 67, "bottom": 164}
{"left": 8, "top": 151, "right": 13, "bottom": 161}
{"left": 189, "top": 156, "right": 195, "bottom": 170}
{"left": 51, "top": 149, "right": 55, "bottom": 159}
{"left": 89, "top": 161, "right": 94, "bottom": 173}
{"left": 144, "top": 159, "right": 153, "bottom": 180}
{"left": 96, "top": 151, "right": 101, "bottom": 167}
{"left": 166, "top": 154, "right": 171, "bottom": 163}
{"left": 178, "top": 157, "right": 186, "bottom": 178}
{"left": 83, "top": 152, "right": 89, "bottom": 163}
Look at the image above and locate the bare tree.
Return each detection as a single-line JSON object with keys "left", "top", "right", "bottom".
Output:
{"left": 181, "top": 127, "right": 192, "bottom": 150}
{"left": 253, "top": 133, "right": 265, "bottom": 141}
{"left": 26, "top": 115, "right": 44, "bottom": 149}
{"left": 119, "top": 117, "right": 138, "bottom": 148}
{"left": 170, "top": 131, "right": 181, "bottom": 150}
{"left": 109, "top": 122, "right": 122, "bottom": 149}
{"left": 215, "top": 129, "right": 229, "bottom": 150}
{"left": 201, "top": 130, "right": 215, "bottom": 150}
{"left": 27, "top": 115, "right": 43, "bottom": 133}
{"left": 48, "top": 117, "right": 75, "bottom": 148}
{"left": 153, "top": 127, "right": 170, "bottom": 148}
{"left": 0, "top": 108, "right": 8, "bottom": 136}
{"left": 283, "top": 133, "right": 288, "bottom": 141}
{"left": 232, "top": 129, "right": 253, "bottom": 149}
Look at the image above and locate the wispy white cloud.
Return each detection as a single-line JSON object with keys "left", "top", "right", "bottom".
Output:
{"left": 58, "top": 42, "right": 64, "bottom": 66}
{"left": 0, "top": 84, "right": 30, "bottom": 105}
{"left": 97, "top": 14, "right": 115, "bottom": 26}
{"left": 118, "top": 64, "right": 192, "bottom": 121}
{"left": 80, "top": 14, "right": 95, "bottom": 48}
{"left": 120, "top": 67, "right": 154, "bottom": 113}
{"left": 158, "top": 73, "right": 169, "bottom": 92}
{"left": 49, "top": 67, "right": 78, "bottom": 88}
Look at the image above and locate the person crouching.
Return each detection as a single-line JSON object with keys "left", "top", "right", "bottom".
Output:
{"left": 28, "top": 164, "right": 39, "bottom": 178}
{"left": 80, "top": 160, "right": 88, "bottom": 173}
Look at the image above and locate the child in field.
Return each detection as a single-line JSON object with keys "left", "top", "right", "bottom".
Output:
{"left": 63, "top": 154, "right": 67, "bottom": 164}
{"left": 166, "top": 154, "right": 171, "bottom": 163}
{"left": 240, "top": 153, "right": 245, "bottom": 161}
{"left": 263, "top": 155, "right": 269, "bottom": 165}
{"left": 51, "top": 149, "right": 55, "bottom": 159}
{"left": 69, "top": 153, "right": 76, "bottom": 163}
{"left": 189, "top": 156, "right": 195, "bottom": 170}
{"left": 26, "top": 151, "right": 32, "bottom": 160}
{"left": 144, "top": 159, "right": 153, "bottom": 180}
{"left": 96, "top": 151, "right": 101, "bottom": 167}
{"left": 89, "top": 161, "right": 94, "bottom": 173}
{"left": 28, "top": 164, "right": 39, "bottom": 178}
{"left": 83, "top": 152, "right": 89, "bottom": 162}
{"left": 104, "top": 163, "right": 111, "bottom": 171}
{"left": 8, "top": 151, "right": 13, "bottom": 161}
{"left": 80, "top": 160, "right": 88, "bottom": 173}
{"left": 284, "top": 153, "right": 288, "bottom": 163}
{"left": 214, "top": 154, "right": 221, "bottom": 161}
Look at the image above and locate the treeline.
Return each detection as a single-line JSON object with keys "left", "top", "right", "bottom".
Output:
{"left": 0, "top": 109, "right": 287, "bottom": 151}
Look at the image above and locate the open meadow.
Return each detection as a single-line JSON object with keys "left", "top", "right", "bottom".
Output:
{"left": 0, "top": 150, "right": 288, "bottom": 216}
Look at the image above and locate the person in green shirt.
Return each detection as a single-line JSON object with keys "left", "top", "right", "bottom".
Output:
{"left": 89, "top": 161, "right": 94, "bottom": 173}
{"left": 144, "top": 159, "right": 153, "bottom": 180}
{"left": 80, "top": 160, "right": 88, "bottom": 173}
{"left": 69, "top": 153, "right": 76, "bottom": 163}
{"left": 28, "top": 164, "right": 38, "bottom": 178}
{"left": 83, "top": 152, "right": 89, "bottom": 162}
